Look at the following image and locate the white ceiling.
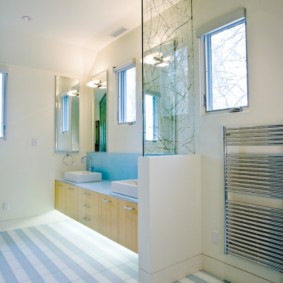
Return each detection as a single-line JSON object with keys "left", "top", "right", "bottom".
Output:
{"left": 0, "top": 0, "right": 141, "bottom": 52}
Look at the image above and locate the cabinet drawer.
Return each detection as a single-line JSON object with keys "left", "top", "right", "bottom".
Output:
{"left": 78, "top": 189, "right": 99, "bottom": 230}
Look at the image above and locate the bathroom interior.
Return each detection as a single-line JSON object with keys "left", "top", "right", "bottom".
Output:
{"left": 0, "top": 0, "right": 282, "bottom": 282}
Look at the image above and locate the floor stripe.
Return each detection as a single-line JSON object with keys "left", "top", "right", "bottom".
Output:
{"left": 46, "top": 223, "right": 126, "bottom": 267}
{"left": 0, "top": 231, "right": 45, "bottom": 282}
{"left": 0, "top": 249, "right": 18, "bottom": 283}
{"left": 41, "top": 224, "right": 133, "bottom": 281}
{"left": 187, "top": 273, "right": 208, "bottom": 283}
{"left": 58, "top": 220, "right": 135, "bottom": 261}
{"left": 14, "top": 229, "right": 71, "bottom": 282}
{"left": 200, "top": 271, "right": 225, "bottom": 282}
{"left": 27, "top": 226, "right": 95, "bottom": 280}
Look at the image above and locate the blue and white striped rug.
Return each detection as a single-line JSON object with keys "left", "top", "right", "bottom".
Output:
{"left": 0, "top": 219, "right": 138, "bottom": 283}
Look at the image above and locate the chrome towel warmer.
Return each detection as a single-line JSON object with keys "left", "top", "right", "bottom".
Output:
{"left": 224, "top": 124, "right": 283, "bottom": 272}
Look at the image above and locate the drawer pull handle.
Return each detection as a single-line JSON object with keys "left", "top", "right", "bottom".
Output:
{"left": 123, "top": 205, "right": 135, "bottom": 211}
{"left": 83, "top": 216, "right": 91, "bottom": 221}
{"left": 83, "top": 204, "right": 90, "bottom": 208}
{"left": 102, "top": 198, "right": 111, "bottom": 203}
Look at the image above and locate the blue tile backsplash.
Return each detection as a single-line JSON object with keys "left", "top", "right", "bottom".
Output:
{"left": 86, "top": 152, "right": 141, "bottom": 181}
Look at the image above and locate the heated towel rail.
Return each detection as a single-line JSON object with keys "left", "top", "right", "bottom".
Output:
{"left": 224, "top": 124, "right": 283, "bottom": 272}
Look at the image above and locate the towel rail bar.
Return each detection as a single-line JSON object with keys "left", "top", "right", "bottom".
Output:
{"left": 224, "top": 124, "right": 283, "bottom": 272}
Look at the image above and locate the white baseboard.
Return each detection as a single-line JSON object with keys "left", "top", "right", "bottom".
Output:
{"left": 202, "top": 254, "right": 281, "bottom": 283}
{"left": 139, "top": 255, "right": 202, "bottom": 283}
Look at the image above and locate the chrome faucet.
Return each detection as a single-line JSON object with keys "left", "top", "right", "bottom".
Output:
{"left": 81, "top": 155, "right": 94, "bottom": 171}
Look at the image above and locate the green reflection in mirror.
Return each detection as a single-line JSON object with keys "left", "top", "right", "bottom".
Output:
{"left": 89, "top": 70, "right": 107, "bottom": 152}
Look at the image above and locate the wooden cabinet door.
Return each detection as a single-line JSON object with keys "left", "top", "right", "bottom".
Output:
{"left": 118, "top": 200, "right": 138, "bottom": 253}
{"left": 99, "top": 194, "right": 119, "bottom": 242}
{"left": 78, "top": 189, "right": 99, "bottom": 231}
{"left": 65, "top": 184, "right": 78, "bottom": 220}
{"left": 55, "top": 181, "right": 66, "bottom": 213}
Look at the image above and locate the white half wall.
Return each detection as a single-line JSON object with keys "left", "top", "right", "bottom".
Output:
{"left": 138, "top": 154, "right": 202, "bottom": 283}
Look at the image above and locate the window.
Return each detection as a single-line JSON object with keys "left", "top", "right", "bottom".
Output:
{"left": 0, "top": 72, "right": 7, "bottom": 140}
{"left": 144, "top": 93, "right": 159, "bottom": 141}
{"left": 198, "top": 9, "right": 248, "bottom": 112}
{"left": 61, "top": 95, "right": 70, "bottom": 133}
{"left": 116, "top": 62, "right": 136, "bottom": 124}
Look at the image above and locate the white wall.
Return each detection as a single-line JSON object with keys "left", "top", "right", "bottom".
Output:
{"left": 194, "top": 1, "right": 283, "bottom": 282}
{"left": 88, "top": 27, "right": 143, "bottom": 153}
{"left": 0, "top": 32, "right": 94, "bottom": 221}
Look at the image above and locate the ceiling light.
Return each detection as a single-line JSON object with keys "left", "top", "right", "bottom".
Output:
{"left": 22, "top": 16, "right": 32, "bottom": 21}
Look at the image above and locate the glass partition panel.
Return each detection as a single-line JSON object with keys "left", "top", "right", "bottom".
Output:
{"left": 142, "top": 0, "right": 194, "bottom": 155}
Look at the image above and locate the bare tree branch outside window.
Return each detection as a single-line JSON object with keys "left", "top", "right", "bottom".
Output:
{"left": 206, "top": 21, "right": 248, "bottom": 111}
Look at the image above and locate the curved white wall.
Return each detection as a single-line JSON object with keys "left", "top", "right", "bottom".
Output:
{"left": 0, "top": 30, "right": 95, "bottom": 221}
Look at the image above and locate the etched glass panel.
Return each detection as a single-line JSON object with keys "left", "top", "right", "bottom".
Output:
{"left": 143, "top": 0, "right": 194, "bottom": 155}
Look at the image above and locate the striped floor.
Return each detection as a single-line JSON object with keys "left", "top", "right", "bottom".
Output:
{"left": 0, "top": 218, "right": 138, "bottom": 283}
{"left": 175, "top": 271, "right": 230, "bottom": 283}
{"left": 0, "top": 213, "right": 227, "bottom": 283}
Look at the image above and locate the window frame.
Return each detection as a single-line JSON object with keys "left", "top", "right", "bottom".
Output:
{"left": 0, "top": 72, "right": 7, "bottom": 140}
{"left": 115, "top": 61, "right": 137, "bottom": 125}
{"left": 198, "top": 8, "right": 249, "bottom": 114}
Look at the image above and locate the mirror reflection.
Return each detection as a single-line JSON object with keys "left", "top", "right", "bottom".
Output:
{"left": 55, "top": 76, "right": 80, "bottom": 152}
{"left": 88, "top": 71, "right": 107, "bottom": 152}
{"left": 143, "top": 41, "right": 176, "bottom": 154}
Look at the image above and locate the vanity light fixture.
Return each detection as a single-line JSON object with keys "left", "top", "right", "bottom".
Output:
{"left": 143, "top": 52, "right": 173, "bottom": 67}
{"left": 86, "top": 79, "right": 107, "bottom": 89}
{"left": 67, "top": 89, "right": 79, "bottom": 96}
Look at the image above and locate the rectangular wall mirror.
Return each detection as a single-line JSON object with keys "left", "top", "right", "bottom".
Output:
{"left": 88, "top": 70, "right": 107, "bottom": 152}
{"left": 55, "top": 76, "right": 80, "bottom": 152}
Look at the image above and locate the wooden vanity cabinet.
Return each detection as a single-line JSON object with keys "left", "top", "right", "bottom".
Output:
{"left": 98, "top": 194, "right": 119, "bottom": 242}
{"left": 78, "top": 189, "right": 99, "bottom": 231}
{"left": 55, "top": 180, "right": 66, "bottom": 213}
{"left": 54, "top": 180, "right": 138, "bottom": 253}
{"left": 118, "top": 199, "right": 138, "bottom": 253}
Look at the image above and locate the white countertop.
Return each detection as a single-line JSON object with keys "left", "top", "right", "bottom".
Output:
{"left": 58, "top": 179, "right": 138, "bottom": 204}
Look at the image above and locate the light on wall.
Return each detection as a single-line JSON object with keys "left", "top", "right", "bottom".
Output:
{"left": 86, "top": 79, "right": 107, "bottom": 89}
{"left": 143, "top": 52, "right": 173, "bottom": 67}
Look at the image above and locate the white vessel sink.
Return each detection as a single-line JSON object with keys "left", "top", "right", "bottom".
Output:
{"left": 111, "top": 179, "right": 138, "bottom": 198}
{"left": 64, "top": 171, "right": 102, "bottom": 183}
